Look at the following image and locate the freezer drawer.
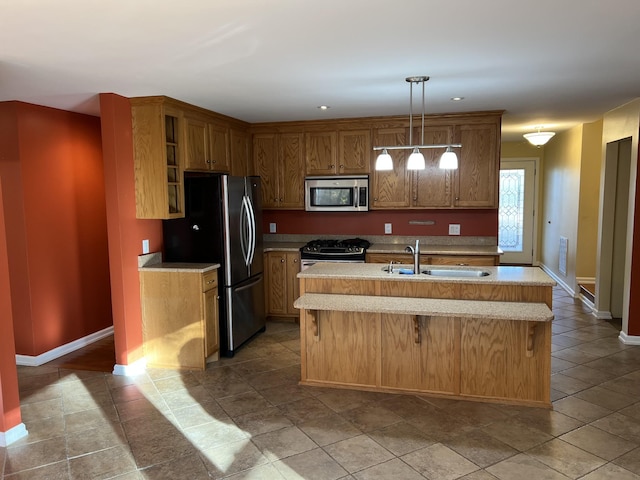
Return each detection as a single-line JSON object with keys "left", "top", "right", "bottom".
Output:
{"left": 223, "top": 274, "right": 266, "bottom": 355}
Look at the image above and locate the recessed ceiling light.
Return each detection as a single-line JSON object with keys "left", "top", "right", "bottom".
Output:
{"left": 450, "top": 97, "right": 464, "bottom": 101}
{"left": 318, "top": 105, "right": 330, "bottom": 110}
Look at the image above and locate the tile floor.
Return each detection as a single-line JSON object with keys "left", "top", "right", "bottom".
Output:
{"left": 2, "top": 287, "right": 640, "bottom": 479}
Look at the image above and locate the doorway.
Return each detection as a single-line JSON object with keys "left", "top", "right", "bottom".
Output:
{"left": 596, "top": 138, "right": 632, "bottom": 320}
{"left": 499, "top": 158, "right": 538, "bottom": 264}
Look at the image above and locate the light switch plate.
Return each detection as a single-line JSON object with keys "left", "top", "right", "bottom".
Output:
{"left": 448, "top": 224, "right": 461, "bottom": 235}
{"left": 269, "top": 223, "right": 277, "bottom": 233}
{"left": 142, "top": 239, "right": 150, "bottom": 254}
{"left": 384, "top": 223, "right": 392, "bottom": 234}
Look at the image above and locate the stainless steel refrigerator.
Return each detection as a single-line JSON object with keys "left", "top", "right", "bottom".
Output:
{"left": 162, "top": 173, "right": 266, "bottom": 356}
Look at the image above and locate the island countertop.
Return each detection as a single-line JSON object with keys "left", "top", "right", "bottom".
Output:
{"left": 297, "top": 262, "right": 555, "bottom": 287}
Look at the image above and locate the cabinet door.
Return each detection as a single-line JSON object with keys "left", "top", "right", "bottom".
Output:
{"left": 184, "top": 116, "right": 210, "bottom": 170}
{"left": 306, "top": 131, "right": 337, "bottom": 175}
{"left": 266, "top": 252, "right": 288, "bottom": 315}
{"left": 428, "top": 255, "right": 498, "bottom": 266}
{"left": 279, "top": 132, "right": 305, "bottom": 209}
{"left": 253, "top": 134, "right": 279, "bottom": 208}
{"left": 413, "top": 126, "right": 453, "bottom": 208}
{"left": 286, "top": 253, "right": 300, "bottom": 315}
{"left": 454, "top": 123, "right": 499, "bottom": 208}
{"left": 204, "top": 288, "right": 219, "bottom": 357}
{"left": 338, "top": 130, "right": 371, "bottom": 175}
{"left": 371, "top": 128, "right": 411, "bottom": 208}
{"left": 208, "top": 124, "right": 231, "bottom": 172}
{"left": 230, "top": 128, "right": 250, "bottom": 176}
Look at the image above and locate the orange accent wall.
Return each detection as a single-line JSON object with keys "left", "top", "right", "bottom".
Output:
{"left": 0, "top": 180, "right": 22, "bottom": 432}
{"left": 99, "top": 93, "right": 163, "bottom": 366}
{"left": 262, "top": 209, "right": 497, "bottom": 237}
{"left": 0, "top": 101, "right": 112, "bottom": 356}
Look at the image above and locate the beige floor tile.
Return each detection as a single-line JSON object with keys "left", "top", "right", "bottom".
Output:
{"left": 183, "top": 419, "right": 250, "bottom": 451}
{"left": 614, "top": 446, "right": 640, "bottom": 475}
{"left": 574, "top": 386, "right": 637, "bottom": 411}
{"left": 486, "top": 453, "right": 571, "bottom": 479}
{"left": 4, "top": 436, "right": 68, "bottom": 475}
{"left": 352, "top": 458, "right": 425, "bottom": 480}
{"left": 66, "top": 422, "right": 128, "bottom": 458}
{"left": 340, "top": 402, "right": 403, "bottom": 432}
{"left": 68, "top": 445, "right": 137, "bottom": 480}
{"left": 579, "top": 463, "right": 640, "bottom": 480}
{"left": 223, "top": 462, "right": 286, "bottom": 479}
{"left": 552, "top": 347, "right": 600, "bottom": 365}
{"left": 252, "top": 426, "right": 318, "bottom": 461}
{"left": 315, "top": 388, "right": 384, "bottom": 413}
{"left": 551, "top": 372, "right": 593, "bottom": 394}
{"left": 216, "top": 390, "right": 273, "bottom": 418}
{"left": 232, "top": 406, "right": 294, "bottom": 436}
{"left": 8, "top": 415, "right": 65, "bottom": 446}
{"left": 619, "top": 402, "right": 640, "bottom": 421}
{"left": 526, "top": 438, "right": 607, "bottom": 478}
{"left": 512, "top": 408, "right": 584, "bottom": 437}
{"left": 272, "top": 447, "right": 348, "bottom": 480}
{"left": 323, "top": 434, "right": 394, "bottom": 473}
{"left": 2, "top": 460, "right": 70, "bottom": 480}
{"left": 459, "top": 471, "right": 500, "bottom": 480}
{"left": 481, "top": 418, "right": 553, "bottom": 451}
{"left": 591, "top": 412, "right": 640, "bottom": 443}
{"left": 402, "top": 443, "right": 478, "bottom": 480}
{"left": 444, "top": 429, "right": 518, "bottom": 468}
{"left": 297, "top": 412, "right": 362, "bottom": 446}
{"left": 366, "top": 421, "right": 435, "bottom": 456}
{"left": 171, "top": 400, "right": 231, "bottom": 430}
{"left": 277, "top": 397, "right": 335, "bottom": 424}
{"left": 561, "top": 365, "right": 617, "bottom": 385}
{"left": 552, "top": 396, "right": 613, "bottom": 422}
{"left": 200, "top": 439, "right": 270, "bottom": 478}
{"left": 259, "top": 383, "right": 314, "bottom": 406}
{"left": 560, "top": 424, "right": 637, "bottom": 461}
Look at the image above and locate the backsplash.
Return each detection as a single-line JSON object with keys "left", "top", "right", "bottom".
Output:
{"left": 262, "top": 209, "right": 497, "bottom": 237}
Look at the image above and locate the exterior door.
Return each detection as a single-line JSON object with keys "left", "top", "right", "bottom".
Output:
{"left": 499, "top": 159, "right": 536, "bottom": 264}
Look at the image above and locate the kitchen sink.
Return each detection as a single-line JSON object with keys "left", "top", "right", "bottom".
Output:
{"left": 381, "top": 266, "right": 415, "bottom": 274}
{"left": 421, "top": 269, "right": 490, "bottom": 277}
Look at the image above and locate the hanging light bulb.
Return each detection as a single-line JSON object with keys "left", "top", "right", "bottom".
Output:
{"left": 375, "top": 149, "right": 393, "bottom": 171}
{"left": 407, "top": 147, "right": 426, "bottom": 170}
{"left": 439, "top": 147, "right": 458, "bottom": 169}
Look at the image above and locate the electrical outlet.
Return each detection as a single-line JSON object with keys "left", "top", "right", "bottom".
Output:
{"left": 269, "top": 223, "right": 277, "bottom": 233}
{"left": 142, "top": 239, "right": 150, "bottom": 254}
{"left": 448, "top": 224, "right": 461, "bottom": 235}
{"left": 384, "top": 223, "right": 392, "bottom": 234}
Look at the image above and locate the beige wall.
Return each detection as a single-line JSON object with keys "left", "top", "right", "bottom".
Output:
{"left": 576, "top": 120, "right": 603, "bottom": 278}
{"left": 540, "top": 125, "right": 583, "bottom": 291}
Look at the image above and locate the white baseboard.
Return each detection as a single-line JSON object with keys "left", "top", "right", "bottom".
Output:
{"left": 576, "top": 276, "right": 596, "bottom": 285}
{"left": 0, "top": 423, "right": 28, "bottom": 446}
{"left": 539, "top": 263, "right": 575, "bottom": 296}
{"left": 619, "top": 332, "right": 640, "bottom": 345}
{"left": 15, "top": 326, "right": 114, "bottom": 367}
{"left": 592, "top": 309, "right": 613, "bottom": 320}
{"left": 113, "top": 358, "right": 147, "bottom": 376}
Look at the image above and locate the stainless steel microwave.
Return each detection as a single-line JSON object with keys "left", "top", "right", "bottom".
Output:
{"left": 305, "top": 176, "right": 369, "bottom": 212}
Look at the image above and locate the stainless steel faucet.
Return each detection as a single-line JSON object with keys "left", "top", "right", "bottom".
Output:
{"left": 404, "top": 239, "right": 420, "bottom": 274}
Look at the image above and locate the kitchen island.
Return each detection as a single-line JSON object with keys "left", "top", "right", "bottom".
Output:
{"left": 294, "top": 263, "right": 556, "bottom": 407}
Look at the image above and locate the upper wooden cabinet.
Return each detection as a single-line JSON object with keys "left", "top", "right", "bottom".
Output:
{"left": 183, "top": 113, "right": 231, "bottom": 173}
{"left": 131, "top": 97, "right": 184, "bottom": 219}
{"left": 230, "top": 128, "right": 250, "bottom": 176}
{"left": 305, "top": 129, "right": 371, "bottom": 176}
{"left": 253, "top": 132, "right": 304, "bottom": 209}
{"left": 370, "top": 113, "right": 501, "bottom": 209}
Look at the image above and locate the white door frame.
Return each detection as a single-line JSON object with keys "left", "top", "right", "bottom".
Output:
{"left": 499, "top": 157, "right": 540, "bottom": 265}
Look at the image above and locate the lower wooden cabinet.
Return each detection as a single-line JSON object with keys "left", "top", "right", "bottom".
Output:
{"left": 265, "top": 251, "right": 300, "bottom": 318}
{"left": 140, "top": 267, "right": 219, "bottom": 370}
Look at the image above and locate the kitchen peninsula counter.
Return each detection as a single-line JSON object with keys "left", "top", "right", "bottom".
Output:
{"left": 295, "top": 263, "right": 555, "bottom": 408}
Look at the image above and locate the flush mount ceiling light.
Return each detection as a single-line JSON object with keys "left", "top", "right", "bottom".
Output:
{"left": 374, "top": 76, "right": 461, "bottom": 171}
{"left": 523, "top": 126, "right": 555, "bottom": 146}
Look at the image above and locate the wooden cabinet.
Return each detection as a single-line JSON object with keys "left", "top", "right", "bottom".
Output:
{"left": 131, "top": 98, "right": 184, "bottom": 219}
{"left": 366, "top": 252, "right": 499, "bottom": 266}
{"left": 230, "top": 127, "right": 250, "bottom": 176}
{"left": 140, "top": 268, "right": 219, "bottom": 370}
{"left": 370, "top": 115, "right": 500, "bottom": 209}
{"left": 253, "top": 132, "right": 304, "bottom": 209}
{"left": 265, "top": 251, "right": 300, "bottom": 317}
{"left": 305, "top": 129, "right": 371, "bottom": 176}
{"left": 184, "top": 113, "right": 231, "bottom": 173}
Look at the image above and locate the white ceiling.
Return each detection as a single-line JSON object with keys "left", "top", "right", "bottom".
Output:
{"left": 2, "top": 0, "right": 640, "bottom": 142}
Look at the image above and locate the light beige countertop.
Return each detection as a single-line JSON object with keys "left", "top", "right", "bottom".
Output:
{"left": 294, "top": 293, "right": 553, "bottom": 322}
{"left": 297, "top": 262, "right": 555, "bottom": 287}
{"left": 264, "top": 242, "right": 304, "bottom": 252}
{"left": 138, "top": 262, "right": 220, "bottom": 273}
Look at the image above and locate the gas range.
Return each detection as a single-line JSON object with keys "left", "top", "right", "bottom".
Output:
{"left": 300, "top": 238, "right": 370, "bottom": 263}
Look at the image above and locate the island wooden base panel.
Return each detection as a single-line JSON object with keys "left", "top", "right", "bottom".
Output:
{"left": 299, "top": 310, "right": 551, "bottom": 408}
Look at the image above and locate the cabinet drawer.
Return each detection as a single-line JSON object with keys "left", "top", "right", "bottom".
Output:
{"left": 428, "top": 255, "right": 497, "bottom": 266}
{"left": 202, "top": 270, "right": 218, "bottom": 291}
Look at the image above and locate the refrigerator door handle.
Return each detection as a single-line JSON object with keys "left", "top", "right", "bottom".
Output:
{"left": 240, "top": 195, "right": 250, "bottom": 266}
{"left": 246, "top": 194, "right": 257, "bottom": 266}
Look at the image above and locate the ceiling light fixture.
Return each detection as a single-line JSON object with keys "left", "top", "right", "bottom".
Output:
{"left": 374, "top": 76, "right": 461, "bottom": 171}
{"left": 523, "top": 126, "right": 555, "bottom": 146}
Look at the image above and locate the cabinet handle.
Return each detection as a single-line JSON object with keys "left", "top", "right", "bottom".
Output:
{"left": 206, "top": 280, "right": 215, "bottom": 284}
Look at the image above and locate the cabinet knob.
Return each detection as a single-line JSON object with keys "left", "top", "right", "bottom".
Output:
{"left": 339, "top": 164, "right": 344, "bottom": 169}
{"left": 329, "top": 164, "right": 335, "bottom": 168}
{"left": 281, "top": 258, "right": 285, "bottom": 263}
{"left": 206, "top": 280, "right": 215, "bottom": 284}
{"left": 206, "top": 160, "right": 211, "bottom": 164}
{"left": 293, "top": 258, "right": 298, "bottom": 263}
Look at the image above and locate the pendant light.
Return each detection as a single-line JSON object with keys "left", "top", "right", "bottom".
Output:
{"left": 523, "top": 126, "right": 555, "bottom": 146}
{"left": 374, "top": 76, "right": 461, "bottom": 171}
